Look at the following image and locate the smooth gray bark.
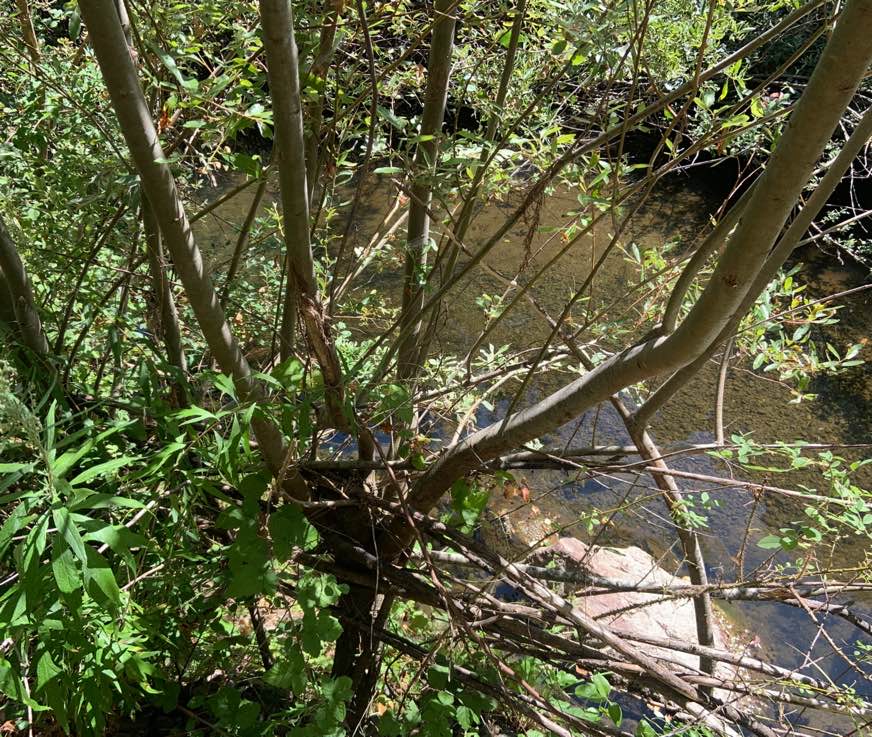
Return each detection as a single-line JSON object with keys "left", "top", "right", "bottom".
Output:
{"left": 417, "top": 0, "right": 527, "bottom": 375}
{"left": 661, "top": 185, "right": 752, "bottom": 333}
{"left": 359, "top": 0, "right": 827, "bottom": 385}
{"left": 636, "top": 101, "right": 872, "bottom": 427}
{"left": 398, "top": 0, "right": 872, "bottom": 533}
{"left": 396, "top": 0, "right": 457, "bottom": 380}
{"left": 79, "top": 0, "right": 307, "bottom": 499}
{"left": 259, "top": 0, "right": 350, "bottom": 430}
{"left": 0, "top": 215, "right": 49, "bottom": 358}
{"left": 258, "top": 0, "right": 313, "bottom": 360}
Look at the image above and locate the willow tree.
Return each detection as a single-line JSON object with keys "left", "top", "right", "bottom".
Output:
{"left": 1, "top": 0, "right": 871, "bottom": 735}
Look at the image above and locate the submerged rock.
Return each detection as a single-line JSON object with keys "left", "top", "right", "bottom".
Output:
{"left": 479, "top": 502, "right": 744, "bottom": 679}
{"left": 531, "top": 537, "right": 733, "bottom": 674}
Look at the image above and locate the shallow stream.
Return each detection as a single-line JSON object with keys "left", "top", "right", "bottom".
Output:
{"left": 192, "top": 169, "right": 872, "bottom": 720}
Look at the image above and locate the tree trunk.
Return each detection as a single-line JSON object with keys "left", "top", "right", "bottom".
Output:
{"left": 0, "top": 215, "right": 49, "bottom": 359}
{"left": 14, "top": 0, "right": 40, "bottom": 64}
{"left": 259, "top": 0, "right": 350, "bottom": 432}
{"left": 78, "top": 0, "right": 308, "bottom": 500}
{"left": 396, "top": 0, "right": 458, "bottom": 381}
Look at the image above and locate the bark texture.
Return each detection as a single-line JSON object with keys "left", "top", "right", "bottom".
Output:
{"left": 79, "top": 0, "right": 307, "bottom": 499}
{"left": 14, "top": 0, "right": 40, "bottom": 63}
{"left": 0, "top": 215, "right": 49, "bottom": 358}
{"left": 259, "top": 0, "right": 350, "bottom": 430}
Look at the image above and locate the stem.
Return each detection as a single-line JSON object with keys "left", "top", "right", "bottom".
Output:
{"left": 143, "top": 195, "right": 187, "bottom": 377}
{"left": 0, "top": 215, "right": 50, "bottom": 358}
{"left": 714, "top": 337, "right": 732, "bottom": 446}
{"left": 305, "top": 0, "right": 345, "bottom": 202}
{"left": 14, "top": 0, "right": 40, "bottom": 64}
{"left": 396, "top": 0, "right": 458, "bottom": 381}
{"left": 391, "top": 0, "right": 872, "bottom": 545}
{"left": 220, "top": 172, "right": 270, "bottom": 307}
{"left": 259, "top": 0, "right": 351, "bottom": 433}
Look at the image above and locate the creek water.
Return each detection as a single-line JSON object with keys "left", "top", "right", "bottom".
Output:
{"left": 192, "top": 170, "right": 872, "bottom": 723}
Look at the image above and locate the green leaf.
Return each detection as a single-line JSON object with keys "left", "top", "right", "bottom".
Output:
{"left": 608, "top": 703, "right": 622, "bottom": 727}
{"left": 0, "top": 462, "right": 34, "bottom": 474}
{"left": 83, "top": 525, "right": 147, "bottom": 555}
{"left": 757, "top": 535, "right": 783, "bottom": 550}
{"left": 792, "top": 324, "right": 810, "bottom": 342}
{"left": 272, "top": 357, "right": 305, "bottom": 390}
{"left": 51, "top": 545, "right": 82, "bottom": 594}
{"left": 0, "top": 504, "right": 32, "bottom": 557}
{"left": 149, "top": 42, "right": 197, "bottom": 91}
{"left": 269, "top": 504, "right": 309, "bottom": 561}
{"left": 84, "top": 548, "right": 121, "bottom": 607}
{"left": 227, "top": 533, "right": 274, "bottom": 598}
{"left": 44, "top": 401, "right": 57, "bottom": 455}
{"left": 323, "top": 675, "right": 353, "bottom": 704}
{"left": 301, "top": 609, "right": 342, "bottom": 655}
{"left": 36, "top": 651, "right": 61, "bottom": 690}
{"left": 172, "top": 406, "right": 219, "bottom": 425}
{"left": 436, "top": 690, "right": 454, "bottom": 706}
{"left": 265, "top": 649, "right": 306, "bottom": 694}
{"left": 636, "top": 720, "right": 657, "bottom": 737}
{"left": 379, "top": 711, "right": 403, "bottom": 737}
{"left": 456, "top": 705, "right": 477, "bottom": 729}
{"left": 575, "top": 673, "right": 610, "bottom": 701}
{"left": 68, "top": 9, "right": 81, "bottom": 38}
{"left": 69, "top": 456, "right": 138, "bottom": 487}
{"left": 68, "top": 493, "right": 144, "bottom": 511}
{"left": 213, "top": 373, "right": 237, "bottom": 399}
{"left": 52, "top": 507, "right": 87, "bottom": 562}
{"left": 376, "top": 106, "right": 407, "bottom": 131}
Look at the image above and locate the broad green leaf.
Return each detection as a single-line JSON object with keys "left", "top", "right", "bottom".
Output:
{"left": 69, "top": 493, "right": 145, "bottom": 511}
{"left": 608, "top": 703, "right": 622, "bottom": 727}
{"left": 51, "top": 546, "right": 82, "bottom": 594}
{"left": 271, "top": 357, "right": 305, "bottom": 389}
{"left": 757, "top": 535, "right": 783, "bottom": 549}
{"left": 83, "top": 525, "right": 147, "bottom": 555}
{"left": 36, "top": 651, "right": 61, "bottom": 690}
{"left": 52, "top": 507, "right": 87, "bottom": 562}
{"left": 269, "top": 504, "right": 309, "bottom": 561}
{"left": 84, "top": 548, "right": 121, "bottom": 607}
{"left": 265, "top": 649, "right": 306, "bottom": 693}
{"left": 575, "top": 672, "right": 610, "bottom": 701}
{"left": 213, "top": 373, "right": 237, "bottom": 399}
{"left": 52, "top": 441, "right": 96, "bottom": 479}
{"left": 0, "top": 462, "right": 34, "bottom": 474}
